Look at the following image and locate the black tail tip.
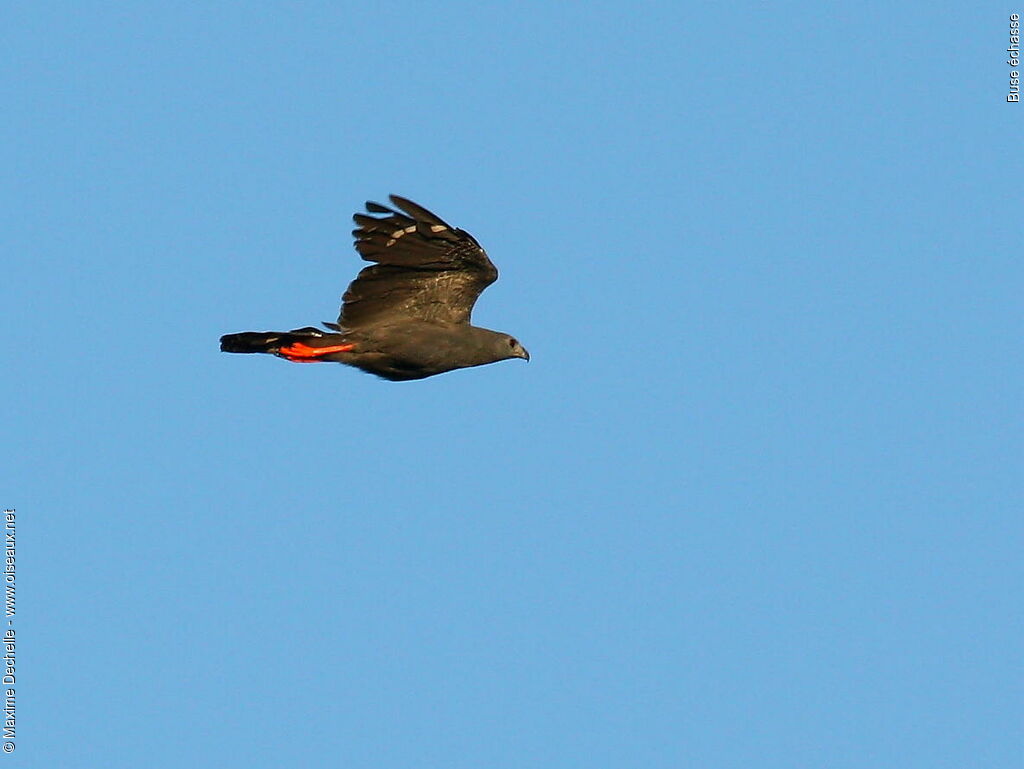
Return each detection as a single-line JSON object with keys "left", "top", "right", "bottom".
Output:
{"left": 220, "top": 332, "right": 278, "bottom": 354}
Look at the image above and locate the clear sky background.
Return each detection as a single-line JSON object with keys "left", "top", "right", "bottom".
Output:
{"left": 4, "top": 2, "right": 1021, "bottom": 767}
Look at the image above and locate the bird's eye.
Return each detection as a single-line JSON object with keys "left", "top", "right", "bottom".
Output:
{"left": 508, "top": 338, "right": 518, "bottom": 348}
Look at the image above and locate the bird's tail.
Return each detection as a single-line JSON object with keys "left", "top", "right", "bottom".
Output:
{"left": 220, "top": 331, "right": 287, "bottom": 354}
{"left": 220, "top": 327, "right": 355, "bottom": 362}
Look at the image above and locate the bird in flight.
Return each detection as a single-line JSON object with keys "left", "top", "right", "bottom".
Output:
{"left": 220, "top": 195, "right": 529, "bottom": 381}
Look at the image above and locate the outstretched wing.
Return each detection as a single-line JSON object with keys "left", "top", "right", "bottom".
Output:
{"left": 335, "top": 195, "right": 499, "bottom": 329}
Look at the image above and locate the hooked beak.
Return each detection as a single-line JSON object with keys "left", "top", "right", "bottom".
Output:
{"left": 519, "top": 347, "right": 530, "bottom": 362}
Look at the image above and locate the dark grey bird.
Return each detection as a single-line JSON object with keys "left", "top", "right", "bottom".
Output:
{"left": 220, "top": 195, "right": 529, "bottom": 381}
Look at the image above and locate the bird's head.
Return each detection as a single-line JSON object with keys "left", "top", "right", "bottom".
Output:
{"left": 503, "top": 334, "right": 530, "bottom": 362}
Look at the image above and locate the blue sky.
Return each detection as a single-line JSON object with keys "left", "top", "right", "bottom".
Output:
{"left": 4, "top": 2, "right": 1021, "bottom": 767}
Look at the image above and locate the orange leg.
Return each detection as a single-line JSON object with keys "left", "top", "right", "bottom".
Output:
{"left": 278, "top": 342, "right": 355, "bottom": 362}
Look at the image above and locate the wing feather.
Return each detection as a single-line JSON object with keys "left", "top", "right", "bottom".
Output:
{"left": 337, "top": 196, "right": 499, "bottom": 328}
